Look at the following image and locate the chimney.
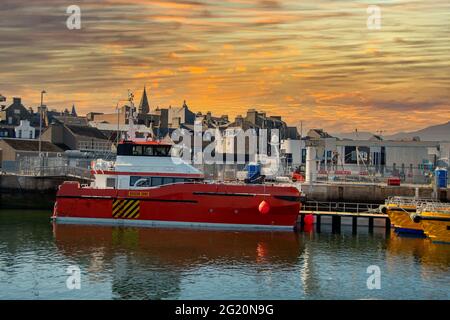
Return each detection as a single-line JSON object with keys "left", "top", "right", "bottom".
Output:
{"left": 13, "top": 97, "right": 21, "bottom": 105}
{"left": 235, "top": 115, "right": 243, "bottom": 127}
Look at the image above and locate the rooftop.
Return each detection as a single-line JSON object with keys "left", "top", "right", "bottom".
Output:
{"left": 66, "top": 125, "right": 109, "bottom": 140}
{"left": 0, "top": 138, "right": 64, "bottom": 152}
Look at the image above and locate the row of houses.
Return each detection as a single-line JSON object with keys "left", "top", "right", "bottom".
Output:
{"left": 1, "top": 89, "right": 449, "bottom": 182}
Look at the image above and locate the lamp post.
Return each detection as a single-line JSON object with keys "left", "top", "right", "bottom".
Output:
{"left": 38, "top": 90, "right": 46, "bottom": 174}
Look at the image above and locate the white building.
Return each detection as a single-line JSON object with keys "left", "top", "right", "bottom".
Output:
{"left": 15, "top": 120, "right": 35, "bottom": 139}
{"left": 281, "top": 128, "right": 449, "bottom": 183}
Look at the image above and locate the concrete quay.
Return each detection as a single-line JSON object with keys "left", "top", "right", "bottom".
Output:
{"left": 300, "top": 182, "right": 449, "bottom": 203}
{"left": 0, "top": 174, "right": 90, "bottom": 209}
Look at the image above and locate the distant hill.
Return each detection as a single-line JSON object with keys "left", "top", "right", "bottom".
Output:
{"left": 333, "top": 121, "right": 450, "bottom": 142}
{"left": 385, "top": 121, "right": 450, "bottom": 141}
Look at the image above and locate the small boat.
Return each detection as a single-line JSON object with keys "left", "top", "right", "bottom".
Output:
{"left": 381, "top": 197, "right": 429, "bottom": 235}
{"left": 411, "top": 203, "right": 450, "bottom": 244}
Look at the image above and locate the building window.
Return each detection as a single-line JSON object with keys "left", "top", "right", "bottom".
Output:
{"left": 344, "top": 146, "right": 357, "bottom": 164}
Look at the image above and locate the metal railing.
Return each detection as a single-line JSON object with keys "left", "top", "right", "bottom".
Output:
{"left": 302, "top": 201, "right": 382, "bottom": 214}
{"left": 19, "top": 165, "right": 92, "bottom": 180}
{"left": 16, "top": 157, "right": 93, "bottom": 180}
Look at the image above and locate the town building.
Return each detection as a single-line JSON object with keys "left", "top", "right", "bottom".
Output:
{"left": 280, "top": 128, "right": 449, "bottom": 183}
{"left": 0, "top": 97, "right": 32, "bottom": 125}
{"left": 0, "top": 138, "right": 64, "bottom": 171}
{"left": 40, "top": 122, "right": 112, "bottom": 153}
{"left": 15, "top": 120, "right": 35, "bottom": 139}
{"left": 89, "top": 122, "right": 154, "bottom": 145}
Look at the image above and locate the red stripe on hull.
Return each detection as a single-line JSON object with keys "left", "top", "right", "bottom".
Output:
{"left": 54, "top": 182, "right": 301, "bottom": 228}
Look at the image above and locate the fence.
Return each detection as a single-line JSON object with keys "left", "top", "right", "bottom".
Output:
{"left": 313, "top": 164, "right": 445, "bottom": 185}
{"left": 16, "top": 156, "right": 93, "bottom": 180}
{"left": 302, "top": 201, "right": 382, "bottom": 214}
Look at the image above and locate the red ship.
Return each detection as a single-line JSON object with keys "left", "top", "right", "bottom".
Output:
{"left": 52, "top": 94, "right": 301, "bottom": 230}
{"left": 53, "top": 138, "right": 301, "bottom": 230}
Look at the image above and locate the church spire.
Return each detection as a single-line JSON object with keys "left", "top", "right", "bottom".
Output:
{"left": 138, "top": 86, "right": 150, "bottom": 114}
{"left": 71, "top": 104, "right": 77, "bottom": 117}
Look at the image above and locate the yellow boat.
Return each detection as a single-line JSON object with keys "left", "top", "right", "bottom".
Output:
{"left": 381, "top": 197, "right": 430, "bottom": 235}
{"left": 412, "top": 203, "right": 450, "bottom": 244}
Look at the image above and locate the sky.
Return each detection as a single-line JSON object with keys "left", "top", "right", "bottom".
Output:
{"left": 0, "top": 0, "right": 449, "bottom": 134}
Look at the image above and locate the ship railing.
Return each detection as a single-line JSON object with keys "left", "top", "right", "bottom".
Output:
{"left": 416, "top": 202, "right": 450, "bottom": 214}
{"left": 385, "top": 196, "right": 439, "bottom": 207}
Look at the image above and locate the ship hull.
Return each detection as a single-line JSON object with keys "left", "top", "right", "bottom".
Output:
{"left": 53, "top": 182, "right": 301, "bottom": 231}
{"left": 387, "top": 206, "right": 424, "bottom": 235}
{"left": 415, "top": 213, "right": 450, "bottom": 244}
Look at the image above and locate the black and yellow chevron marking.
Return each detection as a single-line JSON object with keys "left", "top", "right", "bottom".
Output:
{"left": 112, "top": 199, "right": 140, "bottom": 219}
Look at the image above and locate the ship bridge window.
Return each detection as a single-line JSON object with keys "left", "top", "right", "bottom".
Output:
{"left": 117, "top": 143, "right": 171, "bottom": 157}
{"left": 144, "top": 145, "right": 171, "bottom": 157}
{"left": 129, "top": 176, "right": 199, "bottom": 187}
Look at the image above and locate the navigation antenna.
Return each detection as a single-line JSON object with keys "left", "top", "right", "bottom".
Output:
{"left": 127, "top": 90, "right": 137, "bottom": 141}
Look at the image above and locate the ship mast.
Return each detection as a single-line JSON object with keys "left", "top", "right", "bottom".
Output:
{"left": 127, "top": 90, "right": 137, "bottom": 141}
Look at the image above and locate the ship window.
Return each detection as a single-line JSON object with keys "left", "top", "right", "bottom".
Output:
{"left": 133, "top": 145, "right": 143, "bottom": 156}
{"left": 163, "top": 177, "right": 174, "bottom": 185}
{"left": 130, "top": 176, "right": 151, "bottom": 187}
{"left": 143, "top": 146, "right": 154, "bottom": 156}
{"left": 106, "top": 177, "right": 116, "bottom": 188}
{"left": 117, "top": 143, "right": 133, "bottom": 156}
{"left": 174, "top": 178, "right": 185, "bottom": 184}
{"left": 152, "top": 177, "right": 163, "bottom": 186}
{"left": 155, "top": 146, "right": 171, "bottom": 156}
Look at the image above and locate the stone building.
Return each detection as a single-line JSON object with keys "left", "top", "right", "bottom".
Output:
{"left": 0, "top": 97, "right": 32, "bottom": 125}
{"left": 40, "top": 122, "right": 112, "bottom": 153}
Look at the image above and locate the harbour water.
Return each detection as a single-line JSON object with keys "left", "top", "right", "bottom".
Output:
{"left": 0, "top": 209, "right": 449, "bottom": 300}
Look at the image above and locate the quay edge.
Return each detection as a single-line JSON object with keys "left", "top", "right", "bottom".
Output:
{"left": 300, "top": 182, "right": 449, "bottom": 203}
{"left": 0, "top": 174, "right": 90, "bottom": 209}
{"left": 1, "top": 174, "right": 448, "bottom": 210}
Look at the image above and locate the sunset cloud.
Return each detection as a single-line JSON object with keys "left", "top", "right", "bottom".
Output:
{"left": 0, "top": 0, "right": 448, "bottom": 133}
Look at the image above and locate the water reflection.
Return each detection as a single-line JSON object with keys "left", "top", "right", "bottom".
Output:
{"left": 0, "top": 210, "right": 449, "bottom": 300}
{"left": 52, "top": 223, "right": 304, "bottom": 299}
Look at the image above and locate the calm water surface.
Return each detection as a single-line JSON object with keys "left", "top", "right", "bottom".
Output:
{"left": 0, "top": 210, "right": 449, "bottom": 300}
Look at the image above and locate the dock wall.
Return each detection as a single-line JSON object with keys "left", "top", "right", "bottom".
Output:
{"left": 0, "top": 174, "right": 89, "bottom": 209}
{"left": 0, "top": 174, "right": 448, "bottom": 210}
{"left": 301, "top": 183, "right": 449, "bottom": 203}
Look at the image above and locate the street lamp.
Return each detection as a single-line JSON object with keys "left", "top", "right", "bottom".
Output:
{"left": 38, "top": 90, "right": 46, "bottom": 156}
{"left": 38, "top": 90, "right": 46, "bottom": 175}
